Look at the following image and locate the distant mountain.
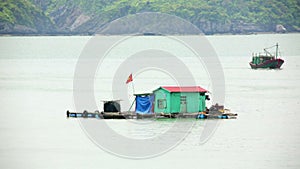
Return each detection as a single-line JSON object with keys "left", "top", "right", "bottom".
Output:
{"left": 1, "top": 0, "right": 299, "bottom": 35}
{"left": 0, "top": 0, "right": 55, "bottom": 34}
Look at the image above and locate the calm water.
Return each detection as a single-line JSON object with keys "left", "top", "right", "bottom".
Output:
{"left": 0, "top": 34, "right": 299, "bottom": 169}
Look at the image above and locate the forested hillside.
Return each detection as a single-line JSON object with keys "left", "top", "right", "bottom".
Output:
{"left": 0, "top": 0, "right": 299, "bottom": 35}
{"left": 0, "top": 0, "right": 54, "bottom": 34}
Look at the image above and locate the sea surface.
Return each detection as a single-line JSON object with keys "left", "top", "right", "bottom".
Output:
{"left": 0, "top": 34, "right": 299, "bottom": 169}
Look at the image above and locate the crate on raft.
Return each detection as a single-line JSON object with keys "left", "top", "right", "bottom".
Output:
{"left": 195, "top": 104, "right": 238, "bottom": 119}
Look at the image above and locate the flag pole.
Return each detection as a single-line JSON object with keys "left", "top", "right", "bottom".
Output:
{"left": 132, "top": 79, "right": 135, "bottom": 95}
{"left": 126, "top": 73, "right": 135, "bottom": 112}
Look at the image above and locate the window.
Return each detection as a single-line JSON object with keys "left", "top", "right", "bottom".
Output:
{"left": 158, "top": 99, "right": 166, "bottom": 109}
{"left": 180, "top": 96, "right": 186, "bottom": 104}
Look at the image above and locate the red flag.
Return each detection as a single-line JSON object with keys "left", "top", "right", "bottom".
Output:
{"left": 126, "top": 73, "right": 133, "bottom": 84}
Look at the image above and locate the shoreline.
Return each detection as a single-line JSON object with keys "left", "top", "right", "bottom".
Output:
{"left": 1, "top": 31, "right": 299, "bottom": 37}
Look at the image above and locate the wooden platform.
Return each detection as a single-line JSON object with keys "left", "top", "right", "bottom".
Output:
{"left": 66, "top": 110, "right": 156, "bottom": 119}
{"left": 66, "top": 110, "right": 237, "bottom": 119}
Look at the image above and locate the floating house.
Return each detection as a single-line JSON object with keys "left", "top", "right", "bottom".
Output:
{"left": 153, "top": 86, "right": 208, "bottom": 114}
{"left": 66, "top": 86, "right": 239, "bottom": 119}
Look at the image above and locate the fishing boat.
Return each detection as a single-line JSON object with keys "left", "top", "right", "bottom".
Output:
{"left": 249, "top": 43, "right": 284, "bottom": 69}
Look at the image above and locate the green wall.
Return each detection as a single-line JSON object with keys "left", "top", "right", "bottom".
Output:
{"left": 153, "top": 88, "right": 206, "bottom": 114}
{"left": 199, "top": 94, "right": 206, "bottom": 112}
{"left": 153, "top": 88, "right": 170, "bottom": 113}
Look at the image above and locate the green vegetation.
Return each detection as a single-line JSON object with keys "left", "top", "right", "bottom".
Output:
{"left": 0, "top": 0, "right": 38, "bottom": 26}
{"left": 89, "top": 0, "right": 300, "bottom": 31}
{"left": 1, "top": 0, "right": 299, "bottom": 34}
{"left": 0, "top": 0, "right": 54, "bottom": 33}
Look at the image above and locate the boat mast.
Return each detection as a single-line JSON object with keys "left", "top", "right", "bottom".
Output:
{"left": 264, "top": 47, "right": 272, "bottom": 56}
{"left": 264, "top": 43, "right": 278, "bottom": 58}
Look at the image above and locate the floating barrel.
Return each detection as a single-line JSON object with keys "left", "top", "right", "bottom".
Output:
{"left": 197, "top": 114, "right": 207, "bottom": 119}
{"left": 218, "top": 115, "right": 228, "bottom": 119}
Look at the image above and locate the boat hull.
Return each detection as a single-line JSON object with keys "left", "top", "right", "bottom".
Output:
{"left": 249, "top": 58, "right": 284, "bottom": 69}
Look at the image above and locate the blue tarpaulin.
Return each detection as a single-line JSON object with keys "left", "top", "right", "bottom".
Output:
{"left": 135, "top": 95, "right": 154, "bottom": 114}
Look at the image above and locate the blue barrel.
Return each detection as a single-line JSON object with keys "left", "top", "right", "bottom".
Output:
{"left": 197, "top": 114, "right": 207, "bottom": 119}
{"left": 69, "top": 113, "right": 76, "bottom": 117}
{"left": 218, "top": 115, "right": 228, "bottom": 119}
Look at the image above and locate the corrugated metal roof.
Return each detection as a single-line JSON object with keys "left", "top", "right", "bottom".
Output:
{"left": 160, "top": 86, "right": 207, "bottom": 93}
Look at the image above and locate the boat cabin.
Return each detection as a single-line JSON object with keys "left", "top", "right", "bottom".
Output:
{"left": 251, "top": 55, "right": 275, "bottom": 65}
